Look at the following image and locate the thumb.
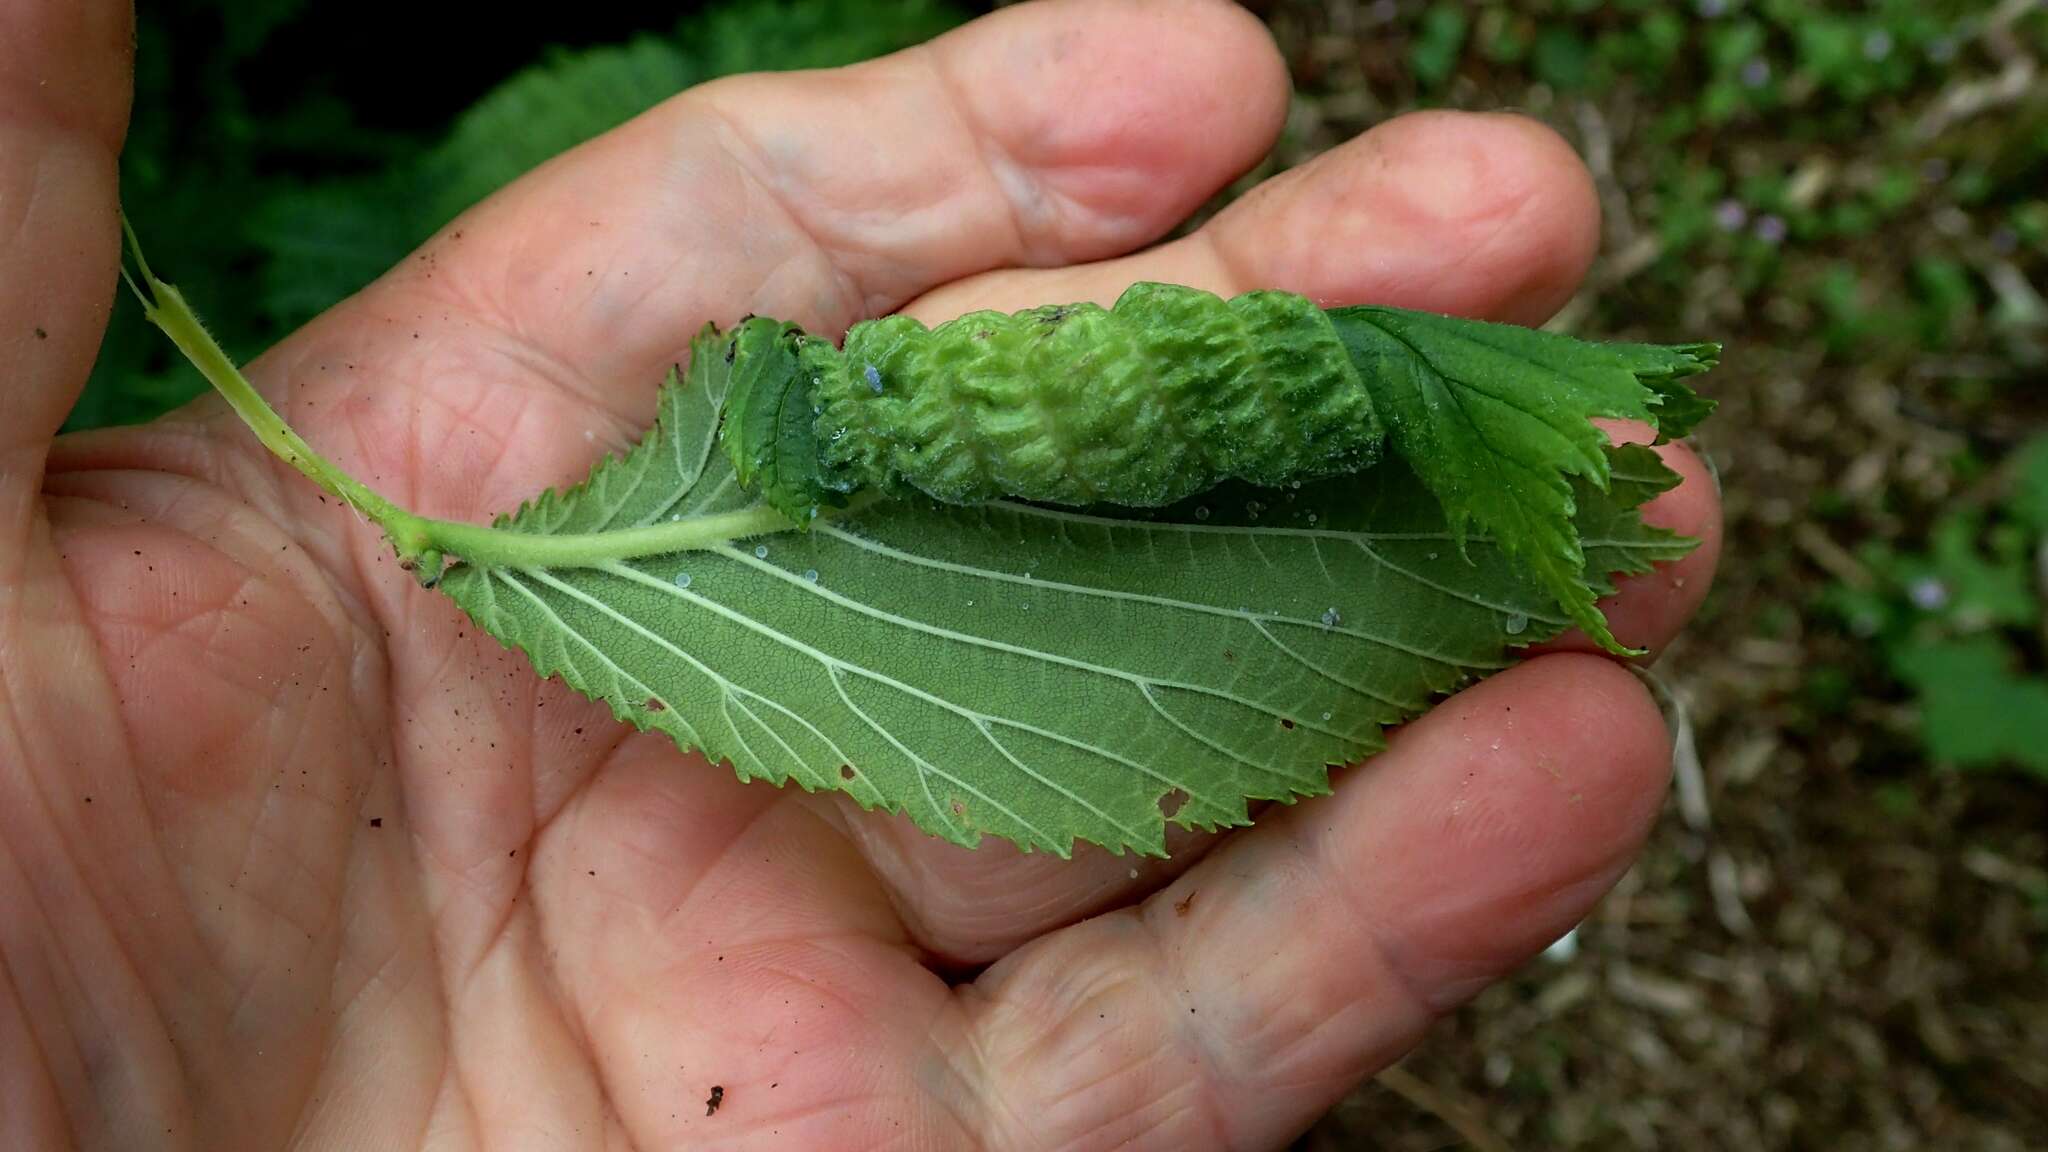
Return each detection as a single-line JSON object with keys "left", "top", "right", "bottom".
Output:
{"left": 0, "top": 0, "right": 132, "bottom": 549}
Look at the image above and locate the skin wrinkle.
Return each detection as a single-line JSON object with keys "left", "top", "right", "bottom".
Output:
{"left": 516, "top": 890, "right": 635, "bottom": 1152}
{"left": 0, "top": 946, "right": 81, "bottom": 1150}
{"left": 9, "top": 826, "right": 170, "bottom": 1149}
{"left": 3, "top": 589, "right": 224, "bottom": 1141}
{"left": 1128, "top": 905, "right": 1234, "bottom": 1147}
{"left": 686, "top": 93, "right": 869, "bottom": 332}
{"left": 919, "top": 43, "right": 1042, "bottom": 276}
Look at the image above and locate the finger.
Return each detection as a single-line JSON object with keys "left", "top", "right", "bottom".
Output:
{"left": 0, "top": 0, "right": 132, "bottom": 549}
{"left": 904, "top": 108, "right": 1602, "bottom": 327}
{"left": 957, "top": 653, "right": 1671, "bottom": 1151}
{"left": 361, "top": 0, "right": 1290, "bottom": 410}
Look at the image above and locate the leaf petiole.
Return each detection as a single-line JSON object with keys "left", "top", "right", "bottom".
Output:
{"left": 119, "top": 215, "right": 824, "bottom": 583}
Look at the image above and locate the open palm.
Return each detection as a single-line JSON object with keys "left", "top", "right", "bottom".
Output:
{"left": 4, "top": 2, "right": 1721, "bottom": 1149}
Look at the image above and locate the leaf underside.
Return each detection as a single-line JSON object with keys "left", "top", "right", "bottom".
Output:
{"left": 437, "top": 346, "right": 1695, "bottom": 859}
{"left": 1331, "top": 306, "right": 1715, "bottom": 654}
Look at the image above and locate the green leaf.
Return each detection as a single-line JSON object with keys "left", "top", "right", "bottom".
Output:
{"left": 418, "top": 36, "right": 701, "bottom": 229}
{"left": 1890, "top": 636, "right": 2048, "bottom": 779}
{"left": 250, "top": 1, "right": 972, "bottom": 337}
{"left": 2012, "top": 433, "right": 2048, "bottom": 536}
{"left": 717, "top": 319, "right": 854, "bottom": 524}
{"left": 437, "top": 366, "right": 1694, "bottom": 858}
{"left": 1328, "top": 307, "right": 1716, "bottom": 654}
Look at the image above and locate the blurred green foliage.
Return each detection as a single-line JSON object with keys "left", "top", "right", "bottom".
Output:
{"left": 81, "top": 0, "right": 969, "bottom": 431}
{"left": 1824, "top": 434, "right": 2048, "bottom": 779}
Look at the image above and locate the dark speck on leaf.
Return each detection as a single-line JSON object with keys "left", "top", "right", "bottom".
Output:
{"left": 645, "top": 697, "right": 665, "bottom": 712}
{"left": 840, "top": 764, "right": 855, "bottom": 780}
{"left": 1280, "top": 718, "right": 1296, "bottom": 730}
{"left": 369, "top": 817, "right": 382, "bottom": 828}
{"left": 705, "top": 1085, "right": 724, "bottom": 1116}
{"left": 34, "top": 327, "right": 47, "bottom": 339}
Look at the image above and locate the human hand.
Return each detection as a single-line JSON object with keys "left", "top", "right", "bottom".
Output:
{"left": 1, "top": 1, "right": 1719, "bottom": 1148}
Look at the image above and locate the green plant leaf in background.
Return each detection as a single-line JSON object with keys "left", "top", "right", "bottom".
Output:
{"left": 1889, "top": 636, "right": 2048, "bottom": 779}
{"left": 78, "top": 0, "right": 971, "bottom": 432}
{"left": 256, "top": 0, "right": 968, "bottom": 334}
{"left": 434, "top": 339, "right": 1695, "bottom": 857}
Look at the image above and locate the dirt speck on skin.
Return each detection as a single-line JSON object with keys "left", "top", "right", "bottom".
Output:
{"left": 34, "top": 327, "right": 47, "bottom": 339}
{"left": 705, "top": 1085, "right": 723, "bottom": 1117}
{"left": 1174, "top": 890, "right": 1196, "bottom": 917}
{"left": 368, "top": 817, "right": 382, "bottom": 828}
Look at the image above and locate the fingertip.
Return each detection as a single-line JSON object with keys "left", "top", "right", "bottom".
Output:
{"left": 1357, "top": 653, "right": 1672, "bottom": 1009}
{"left": 1209, "top": 107, "right": 1602, "bottom": 324}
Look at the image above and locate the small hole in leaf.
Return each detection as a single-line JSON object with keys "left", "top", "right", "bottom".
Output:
{"left": 645, "top": 697, "right": 666, "bottom": 712}
{"left": 1158, "top": 789, "right": 1188, "bottom": 819}
{"left": 839, "top": 764, "right": 855, "bottom": 781}
{"left": 1280, "top": 718, "right": 1295, "bottom": 730}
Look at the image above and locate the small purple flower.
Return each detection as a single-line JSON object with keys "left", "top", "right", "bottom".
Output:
{"left": 1990, "top": 226, "right": 2019, "bottom": 255}
{"left": 1696, "top": 0, "right": 1730, "bottom": 17}
{"left": 1753, "top": 214, "right": 1788, "bottom": 245}
{"left": 1927, "top": 36, "right": 1958, "bottom": 64}
{"left": 1863, "top": 29, "right": 1894, "bottom": 62}
{"left": 1908, "top": 577, "right": 1949, "bottom": 612}
{"left": 1740, "top": 57, "right": 1772, "bottom": 88}
{"left": 1713, "top": 199, "right": 1749, "bottom": 233}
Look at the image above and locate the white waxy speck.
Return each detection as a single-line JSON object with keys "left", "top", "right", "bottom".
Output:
{"left": 673, "top": 572, "right": 693, "bottom": 589}
{"left": 1503, "top": 612, "right": 1530, "bottom": 635}
{"left": 1194, "top": 506, "right": 1211, "bottom": 521}
{"left": 1320, "top": 607, "right": 1344, "bottom": 628}
{"left": 1321, "top": 711, "right": 1332, "bottom": 721}
{"left": 864, "top": 363, "right": 883, "bottom": 393}
{"left": 1305, "top": 512, "right": 1319, "bottom": 525}
{"left": 803, "top": 568, "right": 819, "bottom": 583}
{"left": 1427, "top": 551, "right": 1439, "bottom": 561}
{"left": 754, "top": 544, "right": 769, "bottom": 559}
